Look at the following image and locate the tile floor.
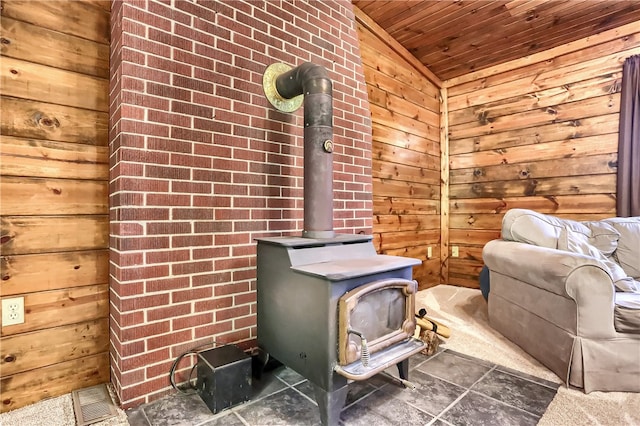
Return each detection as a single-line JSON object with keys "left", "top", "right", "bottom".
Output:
{"left": 126, "top": 349, "right": 560, "bottom": 426}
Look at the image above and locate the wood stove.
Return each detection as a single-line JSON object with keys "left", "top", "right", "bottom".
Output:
{"left": 257, "top": 62, "right": 425, "bottom": 425}
{"left": 256, "top": 235, "right": 424, "bottom": 425}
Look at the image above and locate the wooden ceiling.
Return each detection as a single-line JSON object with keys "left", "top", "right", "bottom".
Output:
{"left": 353, "top": 0, "right": 640, "bottom": 81}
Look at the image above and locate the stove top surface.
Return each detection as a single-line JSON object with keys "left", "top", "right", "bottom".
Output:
{"left": 291, "top": 255, "right": 421, "bottom": 281}
{"left": 255, "top": 233, "right": 372, "bottom": 247}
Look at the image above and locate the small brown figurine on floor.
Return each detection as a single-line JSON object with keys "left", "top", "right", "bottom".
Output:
{"left": 419, "top": 329, "right": 440, "bottom": 356}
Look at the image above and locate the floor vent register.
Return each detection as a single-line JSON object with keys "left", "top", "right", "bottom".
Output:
{"left": 71, "top": 384, "right": 118, "bottom": 426}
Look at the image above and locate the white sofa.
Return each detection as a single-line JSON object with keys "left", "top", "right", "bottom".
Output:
{"left": 482, "top": 209, "right": 640, "bottom": 393}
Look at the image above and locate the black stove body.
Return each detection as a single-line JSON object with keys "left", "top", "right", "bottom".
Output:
{"left": 256, "top": 234, "right": 424, "bottom": 425}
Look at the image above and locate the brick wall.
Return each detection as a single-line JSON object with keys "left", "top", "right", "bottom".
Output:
{"left": 109, "top": 0, "right": 372, "bottom": 407}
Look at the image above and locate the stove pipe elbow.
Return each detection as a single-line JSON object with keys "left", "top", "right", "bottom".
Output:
{"left": 263, "top": 62, "right": 335, "bottom": 239}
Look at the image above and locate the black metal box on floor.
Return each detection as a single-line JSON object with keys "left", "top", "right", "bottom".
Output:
{"left": 196, "top": 345, "right": 252, "bottom": 414}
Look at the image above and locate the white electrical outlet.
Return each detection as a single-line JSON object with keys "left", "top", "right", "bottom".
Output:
{"left": 2, "top": 297, "right": 25, "bottom": 326}
{"left": 427, "top": 246, "right": 432, "bottom": 258}
{"left": 451, "top": 246, "right": 459, "bottom": 257}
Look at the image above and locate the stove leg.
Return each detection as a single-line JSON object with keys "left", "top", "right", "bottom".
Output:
{"left": 313, "top": 383, "right": 348, "bottom": 426}
{"left": 396, "top": 358, "right": 409, "bottom": 381}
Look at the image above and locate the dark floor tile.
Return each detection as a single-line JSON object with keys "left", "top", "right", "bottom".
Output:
{"left": 294, "top": 380, "right": 316, "bottom": 401}
{"left": 417, "top": 350, "right": 493, "bottom": 388}
{"left": 273, "top": 366, "right": 306, "bottom": 385}
{"left": 431, "top": 419, "right": 454, "bottom": 426}
{"left": 251, "top": 369, "right": 288, "bottom": 400}
{"left": 125, "top": 407, "right": 150, "bottom": 426}
{"left": 441, "top": 391, "right": 539, "bottom": 426}
{"left": 379, "top": 369, "right": 465, "bottom": 416}
{"left": 200, "top": 411, "right": 246, "bottom": 426}
{"left": 340, "top": 389, "right": 433, "bottom": 426}
{"left": 344, "top": 380, "right": 378, "bottom": 406}
{"left": 234, "top": 387, "right": 321, "bottom": 426}
{"left": 495, "top": 364, "right": 561, "bottom": 389}
{"left": 141, "top": 392, "right": 215, "bottom": 426}
{"left": 471, "top": 369, "right": 558, "bottom": 417}
{"left": 294, "top": 378, "right": 377, "bottom": 408}
{"left": 444, "top": 350, "right": 494, "bottom": 369}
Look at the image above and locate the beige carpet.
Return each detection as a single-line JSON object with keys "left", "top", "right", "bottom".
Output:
{"left": 416, "top": 284, "right": 640, "bottom": 426}
{"left": 0, "top": 383, "right": 129, "bottom": 426}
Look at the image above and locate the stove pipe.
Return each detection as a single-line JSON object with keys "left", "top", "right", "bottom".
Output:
{"left": 263, "top": 62, "right": 335, "bottom": 239}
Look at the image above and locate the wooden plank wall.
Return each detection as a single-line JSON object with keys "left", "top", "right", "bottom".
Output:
{"left": 0, "top": 0, "right": 111, "bottom": 412}
{"left": 444, "top": 22, "right": 640, "bottom": 288}
{"left": 354, "top": 9, "right": 442, "bottom": 290}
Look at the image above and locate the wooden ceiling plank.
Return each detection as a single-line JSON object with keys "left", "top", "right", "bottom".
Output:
{"left": 397, "top": 1, "right": 510, "bottom": 48}
{"left": 435, "top": 3, "right": 640, "bottom": 79}
{"left": 383, "top": 1, "right": 458, "bottom": 36}
{"left": 423, "top": 1, "right": 639, "bottom": 78}
{"left": 418, "top": 0, "right": 589, "bottom": 67}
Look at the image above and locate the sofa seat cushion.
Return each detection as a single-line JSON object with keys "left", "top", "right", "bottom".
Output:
{"left": 614, "top": 292, "right": 640, "bottom": 334}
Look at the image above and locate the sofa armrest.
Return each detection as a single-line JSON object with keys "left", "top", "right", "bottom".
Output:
{"left": 483, "top": 239, "right": 617, "bottom": 337}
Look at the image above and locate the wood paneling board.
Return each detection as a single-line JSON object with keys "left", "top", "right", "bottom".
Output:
{"left": 450, "top": 174, "right": 616, "bottom": 199}
{"left": 0, "top": 1, "right": 110, "bottom": 409}
{"left": 450, "top": 114, "right": 619, "bottom": 155}
{"left": 0, "top": 216, "right": 109, "bottom": 255}
{"left": 0, "top": 318, "right": 109, "bottom": 376}
{"left": 446, "top": 29, "right": 634, "bottom": 288}
{"left": 0, "top": 98, "right": 109, "bottom": 145}
{"left": 449, "top": 72, "right": 621, "bottom": 126}
{"left": 450, "top": 133, "right": 618, "bottom": 170}
{"left": 0, "top": 284, "right": 109, "bottom": 337}
{"left": 451, "top": 195, "right": 617, "bottom": 215}
{"left": 449, "top": 93, "right": 619, "bottom": 140}
{"left": 448, "top": 32, "right": 640, "bottom": 98}
{"left": 358, "top": 15, "right": 441, "bottom": 287}
{"left": 1, "top": 177, "right": 108, "bottom": 216}
{"left": 1, "top": 250, "right": 109, "bottom": 296}
{"left": 373, "top": 197, "right": 440, "bottom": 216}
{"left": 0, "top": 352, "right": 110, "bottom": 414}
{"left": 0, "top": 0, "right": 110, "bottom": 43}
{"left": 1, "top": 57, "right": 109, "bottom": 111}
{"left": 1, "top": 136, "right": 109, "bottom": 180}
{"left": 451, "top": 154, "right": 617, "bottom": 185}
{"left": 1, "top": 16, "right": 110, "bottom": 78}
{"left": 371, "top": 123, "right": 439, "bottom": 157}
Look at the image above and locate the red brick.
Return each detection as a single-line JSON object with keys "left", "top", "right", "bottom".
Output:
{"left": 172, "top": 287, "right": 212, "bottom": 303}
{"left": 146, "top": 329, "right": 192, "bottom": 351}
{"left": 192, "top": 271, "right": 232, "bottom": 287}
{"left": 116, "top": 265, "right": 169, "bottom": 281}
{"left": 172, "top": 312, "right": 213, "bottom": 330}
{"left": 146, "top": 303, "right": 191, "bottom": 322}
{"left": 215, "top": 305, "right": 250, "bottom": 322}
{"left": 194, "top": 321, "right": 232, "bottom": 339}
{"left": 146, "top": 193, "right": 190, "bottom": 206}
{"left": 145, "top": 249, "right": 190, "bottom": 264}
{"left": 122, "top": 321, "right": 170, "bottom": 342}
{"left": 145, "top": 277, "right": 190, "bottom": 293}
{"left": 214, "top": 282, "right": 249, "bottom": 297}
{"left": 194, "top": 296, "right": 233, "bottom": 313}
{"left": 171, "top": 260, "right": 213, "bottom": 275}
{"left": 121, "top": 293, "right": 169, "bottom": 312}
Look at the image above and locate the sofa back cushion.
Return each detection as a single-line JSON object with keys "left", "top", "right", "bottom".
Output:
{"left": 603, "top": 218, "right": 640, "bottom": 279}
{"left": 501, "top": 209, "right": 619, "bottom": 251}
{"left": 558, "top": 227, "right": 640, "bottom": 293}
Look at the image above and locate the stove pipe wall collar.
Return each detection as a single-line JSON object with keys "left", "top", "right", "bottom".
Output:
{"left": 263, "top": 62, "right": 335, "bottom": 239}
